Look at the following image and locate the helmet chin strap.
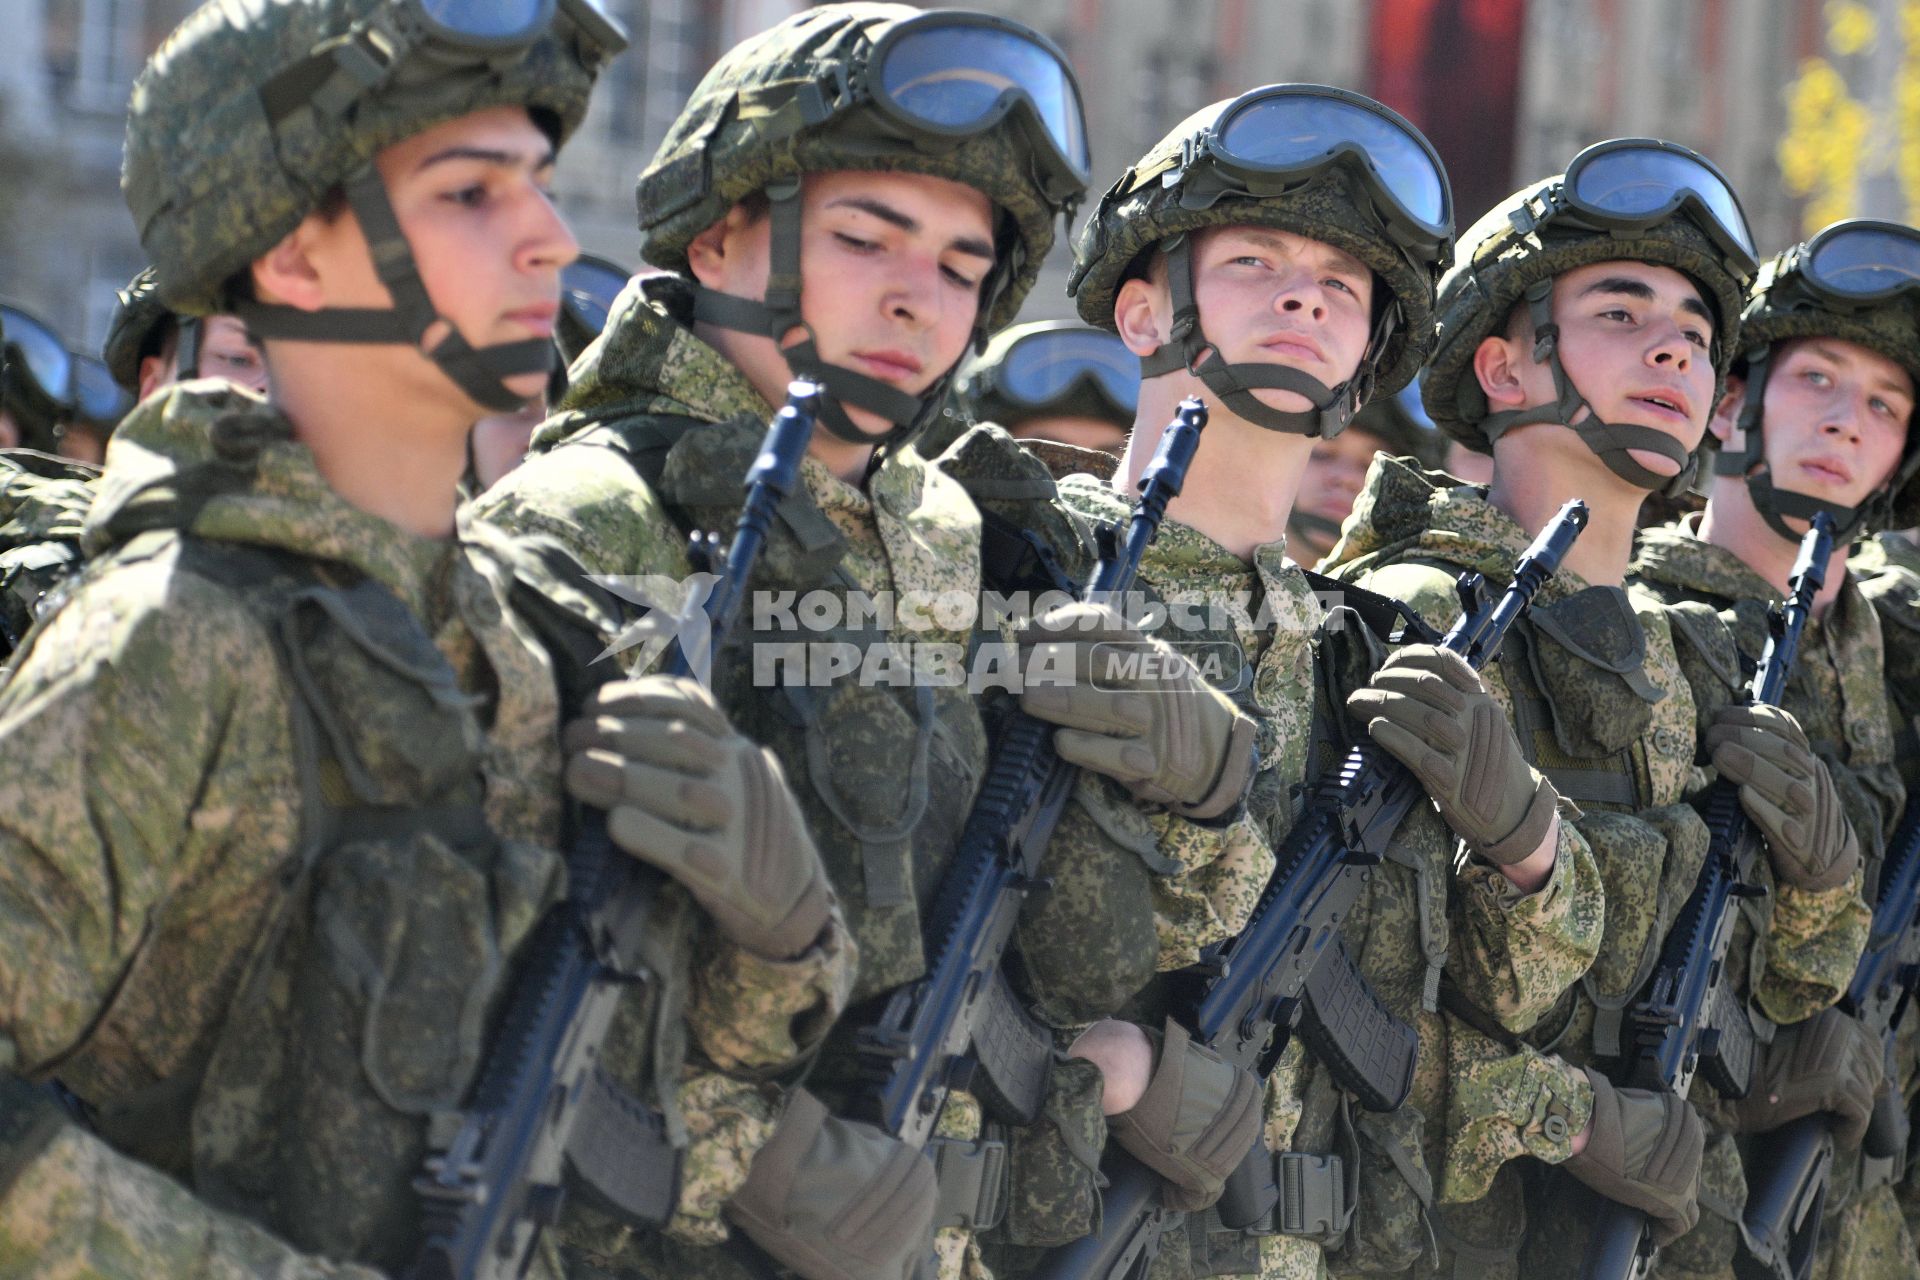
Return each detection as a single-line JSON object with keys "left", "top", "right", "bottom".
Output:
{"left": 1136, "top": 234, "right": 1379, "bottom": 437}
{"left": 234, "top": 166, "right": 554, "bottom": 413}
{"left": 1714, "top": 343, "right": 1887, "bottom": 544}
{"left": 1477, "top": 278, "right": 1700, "bottom": 497}
{"left": 687, "top": 179, "right": 952, "bottom": 450}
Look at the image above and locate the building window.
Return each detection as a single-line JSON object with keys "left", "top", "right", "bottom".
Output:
{"left": 46, "top": 0, "right": 145, "bottom": 114}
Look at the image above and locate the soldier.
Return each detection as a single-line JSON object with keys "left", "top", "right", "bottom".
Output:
{"left": 950, "top": 319, "right": 1137, "bottom": 458}
{"left": 102, "top": 265, "right": 269, "bottom": 403}
{"left": 1322, "top": 140, "right": 1872, "bottom": 1277}
{"left": 1288, "top": 382, "right": 1441, "bottom": 564}
{"left": 1053, "top": 85, "right": 1620, "bottom": 1279}
{"left": 1682, "top": 218, "right": 1920, "bottom": 1280}
{"left": 477, "top": 7, "right": 1268, "bottom": 1279}
{"left": 0, "top": 1, "right": 863, "bottom": 1276}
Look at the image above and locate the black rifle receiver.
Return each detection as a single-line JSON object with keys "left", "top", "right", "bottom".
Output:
{"left": 410, "top": 381, "right": 822, "bottom": 1280}
{"left": 1586, "top": 511, "right": 1835, "bottom": 1280}
{"left": 1739, "top": 664, "right": 1920, "bottom": 1280}
{"left": 1038, "top": 498, "right": 1592, "bottom": 1280}
{"left": 855, "top": 398, "right": 1209, "bottom": 1148}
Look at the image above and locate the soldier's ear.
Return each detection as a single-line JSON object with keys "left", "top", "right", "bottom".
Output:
{"left": 686, "top": 204, "right": 764, "bottom": 292}
{"left": 1707, "top": 373, "right": 1746, "bottom": 448}
{"left": 1472, "top": 332, "right": 1530, "bottom": 410}
{"left": 250, "top": 213, "right": 331, "bottom": 312}
{"left": 1114, "top": 276, "right": 1168, "bottom": 358}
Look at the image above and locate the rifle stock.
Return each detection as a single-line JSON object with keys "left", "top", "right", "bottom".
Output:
{"left": 1038, "top": 499, "right": 1592, "bottom": 1280}
{"left": 1587, "top": 512, "right": 1835, "bottom": 1280}
{"left": 410, "top": 382, "right": 822, "bottom": 1280}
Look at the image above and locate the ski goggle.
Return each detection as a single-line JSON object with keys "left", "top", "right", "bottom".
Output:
{"left": 68, "top": 354, "right": 134, "bottom": 426}
{"left": 0, "top": 304, "right": 73, "bottom": 405}
{"left": 1557, "top": 137, "right": 1756, "bottom": 275}
{"left": 995, "top": 326, "right": 1139, "bottom": 415}
{"left": 864, "top": 11, "right": 1090, "bottom": 187}
{"left": 1780, "top": 219, "right": 1920, "bottom": 310}
{"left": 1187, "top": 84, "right": 1452, "bottom": 252}
{"left": 561, "top": 254, "right": 630, "bottom": 340}
{"left": 265, "top": 0, "right": 626, "bottom": 117}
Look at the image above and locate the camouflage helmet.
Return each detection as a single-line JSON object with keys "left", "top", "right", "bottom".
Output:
{"left": 956, "top": 320, "right": 1137, "bottom": 431}
{"left": 634, "top": 5, "right": 1088, "bottom": 450}
{"left": 123, "top": 0, "right": 624, "bottom": 411}
{"left": 102, "top": 267, "right": 179, "bottom": 394}
{"left": 1718, "top": 219, "right": 1920, "bottom": 538}
{"left": 637, "top": 4, "right": 1086, "bottom": 336}
{"left": 1423, "top": 138, "right": 1756, "bottom": 495}
{"left": 1069, "top": 85, "right": 1453, "bottom": 437}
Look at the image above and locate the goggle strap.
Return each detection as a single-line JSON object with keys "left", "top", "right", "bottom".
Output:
{"left": 176, "top": 318, "right": 203, "bottom": 382}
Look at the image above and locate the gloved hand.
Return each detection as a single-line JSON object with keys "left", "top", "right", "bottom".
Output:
{"left": 1734, "top": 1007, "right": 1883, "bottom": 1146}
{"left": 1344, "top": 644, "right": 1557, "bottom": 864}
{"left": 1706, "top": 704, "right": 1859, "bottom": 892}
{"left": 564, "top": 674, "right": 833, "bottom": 961}
{"left": 1561, "top": 1069, "right": 1704, "bottom": 1247}
{"left": 1018, "top": 601, "right": 1257, "bottom": 821}
{"left": 726, "top": 1087, "right": 937, "bottom": 1280}
{"left": 1107, "top": 1018, "right": 1264, "bottom": 1212}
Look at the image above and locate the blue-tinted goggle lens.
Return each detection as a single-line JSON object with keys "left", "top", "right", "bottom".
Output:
{"left": 415, "top": 0, "right": 552, "bottom": 43}
{"left": 0, "top": 306, "right": 72, "bottom": 403}
{"left": 1804, "top": 222, "right": 1920, "bottom": 304}
{"left": 1568, "top": 144, "right": 1755, "bottom": 257}
{"left": 71, "top": 354, "right": 132, "bottom": 423}
{"left": 1001, "top": 329, "right": 1139, "bottom": 412}
{"left": 561, "top": 257, "right": 630, "bottom": 338}
{"left": 878, "top": 22, "right": 1088, "bottom": 178}
{"left": 1215, "top": 92, "right": 1448, "bottom": 231}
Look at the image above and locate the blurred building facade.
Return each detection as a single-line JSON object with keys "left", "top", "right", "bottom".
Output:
{"left": 0, "top": 0, "right": 1910, "bottom": 351}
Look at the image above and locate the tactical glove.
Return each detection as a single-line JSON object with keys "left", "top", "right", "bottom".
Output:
{"left": 1705, "top": 704, "right": 1859, "bottom": 892}
{"left": 1733, "top": 1007, "right": 1883, "bottom": 1147}
{"left": 1561, "top": 1069, "right": 1704, "bottom": 1247}
{"left": 1107, "top": 1018, "right": 1264, "bottom": 1212}
{"left": 727, "top": 1087, "right": 938, "bottom": 1280}
{"left": 564, "top": 674, "right": 833, "bottom": 961}
{"left": 1018, "top": 601, "right": 1257, "bottom": 821}
{"left": 1344, "top": 645, "right": 1557, "bottom": 864}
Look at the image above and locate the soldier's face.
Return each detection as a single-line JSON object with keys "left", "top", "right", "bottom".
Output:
{"left": 1185, "top": 225, "right": 1375, "bottom": 414}
{"left": 141, "top": 315, "right": 266, "bottom": 400}
{"left": 692, "top": 170, "right": 996, "bottom": 439}
{"left": 1520, "top": 260, "right": 1717, "bottom": 480}
{"left": 1717, "top": 336, "right": 1913, "bottom": 511}
{"left": 1296, "top": 426, "right": 1388, "bottom": 532}
{"left": 281, "top": 106, "right": 578, "bottom": 410}
{"left": 1006, "top": 414, "right": 1129, "bottom": 456}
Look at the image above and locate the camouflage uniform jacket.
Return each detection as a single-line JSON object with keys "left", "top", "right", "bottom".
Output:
{"left": 0, "top": 384, "right": 849, "bottom": 1278}
{"left": 1046, "top": 467, "right": 1602, "bottom": 1279}
{"left": 476, "top": 275, "right": 1227, "bottom": 1275}
{"left": 1321, "top": 456, "right": 1870, "bottom": 1273}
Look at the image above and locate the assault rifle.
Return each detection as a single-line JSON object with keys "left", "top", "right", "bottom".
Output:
{"left": 854, "top": 399, "right": 1210, "bottom": 1157}
{"left": 411, "top": 381, "right": 822, "bottom": 1280}
{"left": 1586, "top": 512, "right": 1835, "bottom": 1280}
{"left": 1738, "top": 740, "right": 1920, "bottom": 1279}
{"left": 1038, "top": 499, "right": 1592, "bottom": 1280}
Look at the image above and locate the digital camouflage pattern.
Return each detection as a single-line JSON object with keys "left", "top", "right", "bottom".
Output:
{"left": 1422, "top": 180, "right": 1749, "bottom": 450}
{"left": 0, "top": 383, "right": 850, "bottom": 1276}
{"left": 122, "top": 0, "right": 608, "bottom": 315}
{"left": 1631, "top": 516, "right": 1913, "bottom": 1280}
{"left": 476, "top": 273, "right": 1244, "bottom": 1279}
{"left": 1046, "top": 459, "right": 1602, "bottom": 1279}
{"left": 1322, "top": 454, "right": 1870, "bottom": 1276}
{"left": 636, "top": 2, "right": 1075, "bottom": 333}
{"left": 0, "top": 449, "right": 96, "bottom": 657}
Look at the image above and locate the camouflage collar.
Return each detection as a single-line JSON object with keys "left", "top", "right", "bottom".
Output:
{"left": 86, "top": 382, "right": 455, "bottom": 616}
{"left": 1633, "top": 512, "right": 1874, "bottom": 644}
{"left": 534, "top": 272, "right": 771, "bottom": 451}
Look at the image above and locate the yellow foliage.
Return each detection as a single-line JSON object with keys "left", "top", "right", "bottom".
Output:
{"left": 1829, "top": 0, "right": 1878, "bottom": 56}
